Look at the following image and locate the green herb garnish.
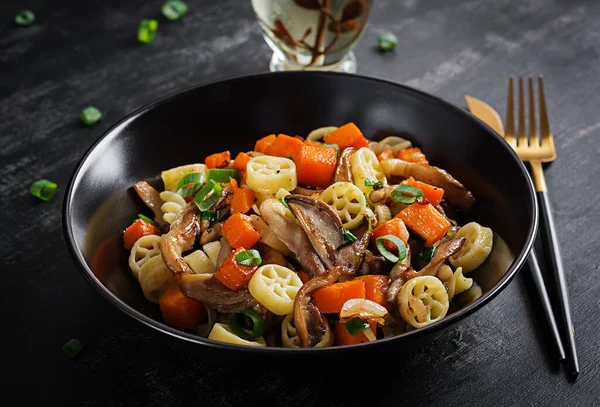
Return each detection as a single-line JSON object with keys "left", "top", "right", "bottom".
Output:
{"left": 419, "top": 246, "right": 436, "bottom": 261}
{"left": 228, "top": 309, "right": 264, "bottom": 340}
{"left": 344, "top": 317, "right": 370, "bottom": 335}
{"left": 30, "top": 179, "right": 57, "bottom": 201}
{"left": 15, "top": 10, "right": 35, "bottom": 26}
{"left": 138, "top": 19, "right": 158, "bottom": 44}
{"left": 343, "top": 229, "right": 358, "bottom": 245}
{"left": 193, "top": 180, "right": 222, "bottom": 211}
{"left": 137, "top": 214, "right": 154, "bottom": 225}
{"left": 200, "top": 210, "right": 219, "bottom": 222}
{"left": 161, "top": 0, "right": 188, "bottom": 21}
{"left": 375, "top": 234, "right": 407, "bottom": 263}
{"left": 378, "top": 33, "right": 397, "bottom": 52}
{"left": 176, "top": 172, "right": 204, "bottom": 197}
{"left": 364, "top": 178, "right": 383, "bottom": 187}
{"left": 62, "top": 338, "right": 83, "bottom": 358}
{"left": 81, "top": 106, "right": 102, "bottom": 126}
{"left": 207, "top": 168, "right": 240, "bottom": 184}
{"left": 391, "top": 184, "right": 424, "bottom": 204}
{"left": 235, "top": 249, "right": 262, "bottom": 267}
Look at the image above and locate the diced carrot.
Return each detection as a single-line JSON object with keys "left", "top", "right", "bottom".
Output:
{"left": 396, "top": 147, "right": 429, "bottom": 165}
{"left": 231, "top": 188, "right": 255, "bottom": 214}
{"left": 334, "top": 319, "right": 376, "bottom": 346}
{"left": 233, "top": 152, "right": 251, "bottom": 171}
{"left": 396, "top": 203, "right": 450, "bottom": 247}
{"left": 323, "top": 123, "right": 369, "bottom": 151}
{"left": 159, "top": 284, "right": 207, "bottom": 329}
{"left": 370, "top": 218, "right": 410, "bottom": 253}
{"left": 222, "top": 212, "right": 261, "bottom": 249}
{"left": 264, "top": 134, "right": 305, "bottom": 159}
{"left": 376, "top": 146, "right": 395, "bottom": 161}
{"left": 123, "top": 219, "right": 160, "bottom": 251}
{"left": 401, "top": 177, "right": 444, "bottom": 207}
{"left": 205, "top": 151, "right": 231, "bottom": 169}
{"left": 358, "top": 275, "right": 391, "bottom": 310}
{"left": 295, "top": 145, "right": 338, "bottom": 189}
{"left": 313, "top": 279, "right": 366, "bottom": 314}
{"left": 214, "top": 248, "right": 259, "bottom": 291}
{"left": 297, "top": 271, "right": 311, "bottom": 284}
{"left": 255, "top": 134, "right": 277, "bottom": 153}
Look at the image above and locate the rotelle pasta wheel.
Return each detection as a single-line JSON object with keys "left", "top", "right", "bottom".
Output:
{"left": 280, "top": 313, "right": 333, "bottom": 348}
{"left": 161, "top": 163, "right": 207, "bottom": 192}
{"left": 319, "top": 182, "right": 369, "bottom": 230}
{"left": 159, "top": 191, "right": 186, "bottom": 224}
{"left": 398, "top": 276, "right": 449, "bottom": 329}
{"left": 246, "top": 156, "right": 297, "bottom": 195}
{"left": 137, "top": 255, "right": 175, "bottom": 303}
{"left": 248, "top": 264, "right": 303, "bottom": 315}
{"left": 208, "top": 323, "right": 266, "bottom": 347}
{"left": 350, "top": 147, "right": 387, "bottom": 195}
{"left": 445, "top": 266, "right": 473, "bottom": 301}
{"left": 128, "top": 234, "right": 162, "bottom": 280}
{"left": 449, "top": 222, "right": 494, "bottom": 272}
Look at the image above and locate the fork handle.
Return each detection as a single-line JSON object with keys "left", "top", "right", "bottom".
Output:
{"left": 534, "top": 164, "right": 580, "bottom": 377}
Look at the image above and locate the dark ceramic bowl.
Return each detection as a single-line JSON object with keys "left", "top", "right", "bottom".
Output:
{"left": 63, "top": 72, "right": 537, "bottom": 361}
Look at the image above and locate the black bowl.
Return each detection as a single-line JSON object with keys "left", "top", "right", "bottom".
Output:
{"left": 63, "top": 72, "right": 537, "bottom": 361}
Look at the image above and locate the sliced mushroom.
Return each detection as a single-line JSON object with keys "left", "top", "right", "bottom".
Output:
{"left": 216, "top": 236, "right": 233, "bottom": 269}
{"left": 159, "top": 202, "right": 201, "bottom": 276}
{"left": 333, "top": 147, "right": 356, "bottom": 183}
{"left": 200, "top": 222, "right": 223, "bottom": 245}
{"left": 293, "top": 266, "right": 342, "bottom": 347}
{"left": 133, "top": 181, "right": 169, "bottom": 232}
{"left": 334, "top": 222, "right": 371, "bottom": 275}
{"left": 257, "top": 242, "right": 289, "bottom": 267}
{"left": 259, "top": 199, "right": 326, "bottom": 277}
{"left": 291, "top": 186, "right": 321, "bottom": 196}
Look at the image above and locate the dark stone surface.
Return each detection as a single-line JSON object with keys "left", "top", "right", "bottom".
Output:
{"left": 2, "top": 0, "right": 598, "bottom": 405}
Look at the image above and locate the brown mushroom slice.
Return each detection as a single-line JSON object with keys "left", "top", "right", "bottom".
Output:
{"left": 334, "top": 221, "right": 372, "bottom": 275}
{"left": 259, "top": 198, "right": 326, "bottom": 277}
{"left": 133, "top": 181, "right": 169, "bottom": 232}
{"left": 333, "top": 147, "right": 356, "bottom": 183}
{"left": 257, "top": 242, "right": 289, "bottom": 267}
{"left": 159, "top": 201, "right": 201, "bottom": 276}
{"left": 285, "top": 195, "right": 344, "bottom": 268}
{"left": 215, "top": 236, "right": 233, "bottom": 269}
{"left": 200, "top": 222, "right": 223, "bottom": 245}
{"left": 293, "top": 266, "right": 343, "bottom": 348}
{"left": 380, "top": 159, "right": 475, "bottom": 212}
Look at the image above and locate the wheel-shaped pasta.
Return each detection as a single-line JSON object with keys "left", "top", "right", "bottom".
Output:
{"left": 350, "top": 147, "right": 387, "bottom": 195}
{"left": 161, "top": 163, "right": 207, "bottom": 192}
{"left": 248, "top": 264, "right": 303, "bottom": 315}
{"left": 208, "top": 323, "right": 266, "bottom": 347}
{"left": 319, "top": 182, "right": 369, "bottom": 230}
{"left": 159, "top": 191, "right": 186, "bottom": 224}
{"left": 128, "top": 234, "right": 162, "bottom": 280}
{"left": 449, "top": 222, "right": 494, "bottom": 272}
{"left": 184, "top": 249, "right": 216, "bottom": 274}
{"left": 374, "top": 203, "right": 392, "bottom": 226}
{"left": 280, "top": 314, "right": 332, "bottom": 348}
{"left": 246, "top": 156, "right": 297, "bottom": 195}
{"left": 368, "top": 136, "right": 412, "bottom": 155}
{"left": 307, "top": 126, "right": 338, "bottom": 141}
{"left": 137, "top": 255, "right": 175, "bottom": 303}
{"left": 202, "top": 241, "right": 221, "bottom": 268}
{"left": 398, "top": 276, "right": 449, "bottom": 328}
{"left": 445, "top": 266, "right": 473, "bottom": 301}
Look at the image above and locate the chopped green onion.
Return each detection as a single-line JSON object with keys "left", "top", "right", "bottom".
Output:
{"left": 81, "top": 106, "right": 102, "bottom": 126}
{"left": 193, "top": 180, "right": 222, "bottom": 211}
{"left": 285, "top": 155, "right": 293, "bottom": 160}
{"left": 343, "top": 229, "right": 357, "bottom": 245}
{"left": 344, "top": 317, "right": 370, "bottom": 335}
{"left": 364, "top": 178, "right": 383, "bottom": 187}
{"left": 161, "top": 0, "right": 188, "bottom": 21}
{"left": 30, "top": 179, "right": 57, "bottom": 201}
{"left": 228, "top": 309, "right": 264, "bottom": 340}
{"left": 137, "top": 214, "right": 154, "bottom": 225}
{"left": 375, "top": 234, "right": 407, "bottom": 263}
{"left": 419, "top": 246, "right": 436, "bottom": 261}
{"left": 15, "top": 10, "right": 35, "bottom": 26}
{"left": 200, "top": 210, "right": 219, "bottom": 222}
{"left": 207, "top": 168, "right": 240, "bottom": 183}
{"left": 176, "top": 172, "right": 204, "bottom": 197}
{"left": 322, "top": 143, "right": 341, "bottom": 158}
{"left": 138, "top": 19, "right": 158, "bottom": 44}
{"left": 378, "top": 33, "right": 398, "bottom": 52}
{"left": 278, "top": 197, "right": 295, "bottom": 217}
{"left": 62, "top": 338, "right": 83, "bottom": 358}
{"left": 391, "top": 184, "right": 424, "bottom": 204}
{"left": 235, "top": 249, "right": 262, "bottom": 267}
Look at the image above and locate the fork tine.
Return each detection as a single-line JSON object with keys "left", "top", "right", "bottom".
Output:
{"left": 538, "top": 75, "right": 554, "bottom": 148}
{"left": 528, "top": 77, "right": 539, "bottom": 147}
{"left": 518, "top": 77, "right": 527, "bottom": 147}
{"left": 505, "top": 77, "right": 516, "bottom": 148}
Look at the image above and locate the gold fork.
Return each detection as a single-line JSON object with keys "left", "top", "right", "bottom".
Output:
{"left": 506, "top": 76, "right": 579, "bottom": 377}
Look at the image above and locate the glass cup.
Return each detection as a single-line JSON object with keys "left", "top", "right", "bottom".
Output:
{"left": 251, "top": 0, "right": 372, "bottom": 73}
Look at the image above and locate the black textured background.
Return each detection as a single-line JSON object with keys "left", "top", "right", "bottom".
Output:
{"left": 2, "top": 0, "right": 599, "bottom": 405}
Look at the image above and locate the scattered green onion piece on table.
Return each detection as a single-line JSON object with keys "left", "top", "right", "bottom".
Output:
{"left": 30, "top": 179, "right": 57, "bottom": 201}
{"left": 375, "top": 234, "right": 407, "bottom": 263}
{"left": 176, "top": 172, "right": 204, "bottom": 197}
{"left": 137, "top": 214, "right": 154, "bottom": 225}
{"left": 364, "top": 178, "right": 382, "bottom": 187}
{"left": 207, "top": 168, "right": 240, "bottom": 183}
{"left": 15, "top": 9, "right": 35, "bottom": 26}
{"left": 419, "top": 246, "right": 436, "bottom": 261}
{"left": 193, "top": 180, "right": 222, "bottom": 211}
{"left": 235, "top": 249, "right": 262, "bottom": 267}
{"left": 343, "top": 229, "right": 358, "bottom": 245}
{"left": 391, "top": 184, "right": 424, "bottom": 204}
{"left": 378, "top": 33, "right": 398, "bottom": 52}
{"left": 161, "top": 0, "right": 188, "bottom": 21}
{"left": 200, "top": 210, "right": 219, "bottom": 222}
{"left": 62, "top": 338, "right": 83, "bottom": 358}
{"left": 81, "top": 106, "right": 102, "bottom": 126}
{"left": 322, "top": 143, "right": 340, "bottom": 158}
{"left": 344, "top": 317, "right": 370, "bottom": 335}
{"left": 138, "top": 19, "right": 158, "bottom": 44}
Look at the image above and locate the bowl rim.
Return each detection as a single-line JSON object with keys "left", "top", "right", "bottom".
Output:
{"left": 62, "top": 70, "right": 538, "bottom": 354}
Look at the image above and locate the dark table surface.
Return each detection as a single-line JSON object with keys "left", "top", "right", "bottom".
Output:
{"left": 3, "top": 0, "right": 599, "bottom": 405}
